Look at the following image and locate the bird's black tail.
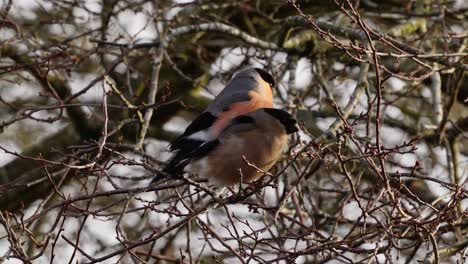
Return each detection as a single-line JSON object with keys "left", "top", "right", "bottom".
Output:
{"left": 151, "top": 138, "right": 219, "bottom": 184}
{"left": 150, "top": 153, "right": 188, "bottom": 183}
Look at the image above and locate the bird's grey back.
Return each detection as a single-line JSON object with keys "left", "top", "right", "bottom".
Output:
{"left": 205, "top": 68, "right": 261, "bottom": 114}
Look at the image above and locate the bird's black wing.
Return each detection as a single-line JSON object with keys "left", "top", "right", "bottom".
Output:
{"left": 152, "top": 139, "right": 219, "bottom": 182}
{"left": 218, "top": 114, "right": 257, "bottom": 135}
{"left": 152, "top": 114, "right": 256, "bottom": 183}
{"left": 170, "top": 112, "right": 216, "bottom": 151}
{"left": 168, "top": 114, "right": 256, "bottom": 174}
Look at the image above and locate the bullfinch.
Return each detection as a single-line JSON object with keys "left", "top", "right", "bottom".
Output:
{"left": 172, "top": 67, "right": 275, "bottom": 143}
{"left": 158, "top": 108, "right": 298, "bottom": 187}
{"left": 152, "top": 68, "right": 276, "bottom": 182}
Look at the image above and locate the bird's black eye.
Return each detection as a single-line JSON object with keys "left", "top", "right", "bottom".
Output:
{"left": 254, "top": 68, "right": 275, "bottom": 87}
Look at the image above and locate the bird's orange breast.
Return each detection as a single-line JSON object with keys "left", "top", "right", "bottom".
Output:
{"left": 192, "top": 129, "right": 287, "bottom": 187}
{"left": 210, "top": 90, "right": 273, "bottom": 135}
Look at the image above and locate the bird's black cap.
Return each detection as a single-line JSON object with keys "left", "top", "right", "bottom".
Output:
{"left": 254, "top": 68, "right": 275, "bottom": 87}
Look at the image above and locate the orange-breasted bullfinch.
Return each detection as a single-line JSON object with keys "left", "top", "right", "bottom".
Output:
{"left": 175, "top": 67, "right": 275, "bottom": 142}
{"left": 152, "top": 68, "right": 276, "bottom": 182}
{"left": 157, "top": 108, "right": 298, "bottom": 187}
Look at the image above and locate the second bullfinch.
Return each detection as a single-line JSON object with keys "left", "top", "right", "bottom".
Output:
{"left": 157, "top": 108, "right": 298, "bottom": 187}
